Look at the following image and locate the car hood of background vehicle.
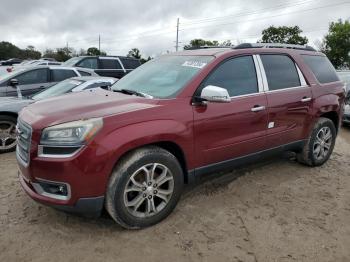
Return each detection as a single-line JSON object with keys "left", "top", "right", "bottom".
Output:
{"left": 0, "top": 97, "right": 33, "bottom": 111}
{"left": 20, "top": 89, "right": 159, "bottom": 128}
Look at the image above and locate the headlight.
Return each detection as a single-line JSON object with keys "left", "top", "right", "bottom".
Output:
{"left": 40, "top": 118, "right": 103, "bottom": 145}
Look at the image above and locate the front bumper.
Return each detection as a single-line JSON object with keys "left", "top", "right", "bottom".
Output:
{"left": 19, "top": 172, "right": 104, "bottom": 217}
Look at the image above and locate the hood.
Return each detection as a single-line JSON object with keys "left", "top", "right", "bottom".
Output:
{"left": 20, "top": 89, "right": 159, "bottom": 128}
{"left": 0, "top": 96, "right": 33, "bottom": 112}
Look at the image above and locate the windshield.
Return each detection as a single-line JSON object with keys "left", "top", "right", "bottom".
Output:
{"left": 62, "top": 57, "right": 81, "bottom": 67}
{"left": 32, "top": 79, "right": 84, "bottom": 100}
{"left": 111, "top": 55, "right": 213, "bottom": 98}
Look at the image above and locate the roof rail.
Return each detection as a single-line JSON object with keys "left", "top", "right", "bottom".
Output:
{"left": 184, "top": 45, "right": 231, "bottom": 50}
{"left": 233, "top": 43, "right": 316, "bottom": 51}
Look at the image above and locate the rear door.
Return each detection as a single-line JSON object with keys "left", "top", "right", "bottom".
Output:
{"left": 258, "top": 54, "right": 313, "bottom": 148}
{"left": 193, "top": 55, "right": 268, "bottom": 170}
{"left": 6, "top": 68, "right": 49, "bottom": 96}
{"left": 96, "top": 57, "right": 126, "bottom": 78}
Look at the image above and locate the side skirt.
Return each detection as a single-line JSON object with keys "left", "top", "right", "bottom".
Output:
{"left": 187, "top": 140, "right": 306, "bottom": 184}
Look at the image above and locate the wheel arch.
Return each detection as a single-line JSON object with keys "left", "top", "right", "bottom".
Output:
{"left": 319, "top": 111, "right": 339, "bottom": 133}
{"left": 0, "top": 111, "right": 18, "bottom": 120}
{"left": 111, "top": 140, "right": 190, "bottom": 185}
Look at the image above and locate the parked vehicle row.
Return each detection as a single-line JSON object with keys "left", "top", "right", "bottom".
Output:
{"left": 63, "top": 56, "right": 141, "bottom": 78}
{"left": 0, "top": 76, "right": 116, "bottom": 153}
{"left": 15, "top": 43, "right": 347, "bottom": 229}
{"left": 0, "top": 66, "right": 97, "bottom": 97}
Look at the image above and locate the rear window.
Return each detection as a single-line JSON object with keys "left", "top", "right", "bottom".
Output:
{"left": 51, "top": 69, "right": 77, "bottom": 82}
{"left": 302, "top": 55, "right": 339, "bottom": 84}
{"left": 120, "top": 58, "right": 141, "bottom": 69}
{"left": 260, "top": 54, "right": 301, "bottom": 90}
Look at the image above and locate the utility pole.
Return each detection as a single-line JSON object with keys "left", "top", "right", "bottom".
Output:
{"left": 98, "top": 34, "right": 101, "bottom": 54}
{"left": 175, "top": 18, "right": 179, "bottom": 52}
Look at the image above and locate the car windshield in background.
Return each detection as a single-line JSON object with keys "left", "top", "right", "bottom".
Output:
{"left": 111, "top": 55, "right": 213, "bottom": 98}
{"left": 62, "top": 57, "right": 81, "bottom": 67}
{"left": 32, "top": 79, "right": 84, "bottom": 100}
{"left": 0, "top": 69, "right": 24, "bottom": 80}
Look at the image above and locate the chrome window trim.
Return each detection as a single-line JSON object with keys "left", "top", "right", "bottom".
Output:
{"left": 252, "top": 54, "right": 264, "bottom": 93}
{"left": 32, "top": 177, "right": 71, "bottom": 201}
{"left": 230, "top": 92, "right": 266, "bottom": 100}
{"left": 255, "top": 55, "right": 269, "bottom": 92}
{"left": 37, "top": 145, "right": 83, "bottom": 159}
{"left": 296, "top": 64, "right": 307, "bottom": 86}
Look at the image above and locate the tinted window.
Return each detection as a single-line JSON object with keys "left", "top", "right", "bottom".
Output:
{"left": 78, "top": 70, "right": 91, "bottom": 76}
{"left": 100, "top": 59, "right": 121, "bottom": 69}
{"left": 51, "top": 69, "right": 77, "bottom": 82}
{"left": 121, "top": 58, "right": 141, "bottom": 69}
{"left": 302, "top": 55, "right": 339, "bottom": 84}
{"left": 16, "top": 69, "right": 48, "bottom": 85}
{"left": 77, "top": 58, "right": 98, "bottom": 69}
{"left": 202, "top": 56, "right": 258, "bottom": 97}
{"left": 260, "top": 55, "right": 300, "bottom": 90}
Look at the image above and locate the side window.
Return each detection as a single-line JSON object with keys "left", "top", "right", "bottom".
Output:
{"left": 260, "top": 54, "right": 301, "bottom": 90}
{"left": 202, "top": 56, "right": 258, "bottom": 97}
{"left": 77, "top": 58, "right": 98, "bottom": 69}
{"left": 120, "top": 58, "right": 141, "bottom": 69}
{"left": 16, "top": 69, "right": 48, "bottom": 85}
{"left": 51, "top": 69, "right": 77, "bottom": 82}
{"left": 100, "top": 59, "right": 122, "bottom": 69}
{"left": 77, "top": 70, "right": 91, "bottom": 76}
{"left": 302, "top": 55, "right": 339, "bottom": 84}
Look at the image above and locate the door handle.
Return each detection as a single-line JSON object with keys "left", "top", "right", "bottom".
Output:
{"left": 251, "top": 105, "right": 266, "bottom": 112}
{"left": 301, "top": 97, "right": 312, "bottom": 102}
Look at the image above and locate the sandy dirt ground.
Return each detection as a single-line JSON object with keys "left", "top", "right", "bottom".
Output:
{"left": 0, "top": 128, "right": 350, "bottom": 262}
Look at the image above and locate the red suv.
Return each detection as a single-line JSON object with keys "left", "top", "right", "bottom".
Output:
{"left": 17, "top": 43, "right": 345, "bottom": 229}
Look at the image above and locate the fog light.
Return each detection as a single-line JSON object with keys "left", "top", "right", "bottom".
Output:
{"left": 38, "top": 181, "right": 68, "bottom": 196}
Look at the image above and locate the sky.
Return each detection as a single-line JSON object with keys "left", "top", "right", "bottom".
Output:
{"left": 0, "top": 0, "right": 349, "bottom": 58}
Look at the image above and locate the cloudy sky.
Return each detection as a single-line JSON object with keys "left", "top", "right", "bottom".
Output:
{"left": 0, "top": 0, "right": 349, "bottom": 58}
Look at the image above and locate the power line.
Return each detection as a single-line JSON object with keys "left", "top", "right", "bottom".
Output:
{"left": 179, "top": 1, "right": 350, "bottom": 32}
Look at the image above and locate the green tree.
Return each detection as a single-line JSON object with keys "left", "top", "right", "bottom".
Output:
{"left": 127, "top": 48, "right": 142, "bottom": 59}
{"left": 87, "top": 47, "right": 106, "bottom": 56}
{"left": 184, "top": 39, "right": 233, "bottom": 50}
{"left": 321, "top": 19, "right": 350, "bottom": 69}
{"left": 0, "top": 41, "right": 22, "bottom": 60}
{"left": 21, "top": 45, "right": 41, "bottom": 59}
{"left": 260, "top": 26, "right": 308, "bottom": 45}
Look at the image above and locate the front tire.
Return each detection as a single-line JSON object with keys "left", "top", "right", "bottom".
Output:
{"left": 105, "top": 146, "right": 184, "bottom": 229}
{"left": 0, "top": 115, "right": 17, "bottom": 154}
{"left": 297, "top": 117, "right": 336, "bottom": 166}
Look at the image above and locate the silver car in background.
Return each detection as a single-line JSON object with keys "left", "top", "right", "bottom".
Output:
{"left": 0, "top": 76, "right": 117, "bottom": 153}
{"left": 0, "top": 66, "right": 97, "bottom": 97}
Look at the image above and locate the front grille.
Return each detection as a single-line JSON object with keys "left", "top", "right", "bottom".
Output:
{"left": 16, "top": 119, "right": 32, "bottom": 165}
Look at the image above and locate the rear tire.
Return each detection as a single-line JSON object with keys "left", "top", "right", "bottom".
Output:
{"left": 105, "top": 146, "right": 184, "bottom": 229}
{"left": 0, "top": 115, "right": 17, "bottom": 154}
{"left": 297, "top": 117, "right": 336, "bottom": 167}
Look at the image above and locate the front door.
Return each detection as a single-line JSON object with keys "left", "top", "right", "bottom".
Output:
{"left": 193, "top": 55, "right": 268, "bottom": 170}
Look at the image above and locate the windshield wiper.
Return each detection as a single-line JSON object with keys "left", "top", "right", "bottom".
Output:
{"left": 114, "top": 89, "right": 153, "bottom": 99}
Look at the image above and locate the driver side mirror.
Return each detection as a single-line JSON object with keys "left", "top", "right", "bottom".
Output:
{"left": 200, "top": 85, "right": 231, "bottom": 103}
{"left": 9, "top": 78, "right": 19, "bottom": 88}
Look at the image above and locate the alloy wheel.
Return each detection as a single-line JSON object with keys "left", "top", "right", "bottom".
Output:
{"left": 0, "top": 121, "right": 17, "bottom": 151}
{"left": 123, "top": 163, "right": 174, "bottom": 218}
{"left": 313, "top": 126, "right": 333, "bottom": 161}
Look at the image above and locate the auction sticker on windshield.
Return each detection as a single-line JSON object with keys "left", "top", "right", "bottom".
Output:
{"left": 182, "top": 61, "right": 207, "bottom": 69}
